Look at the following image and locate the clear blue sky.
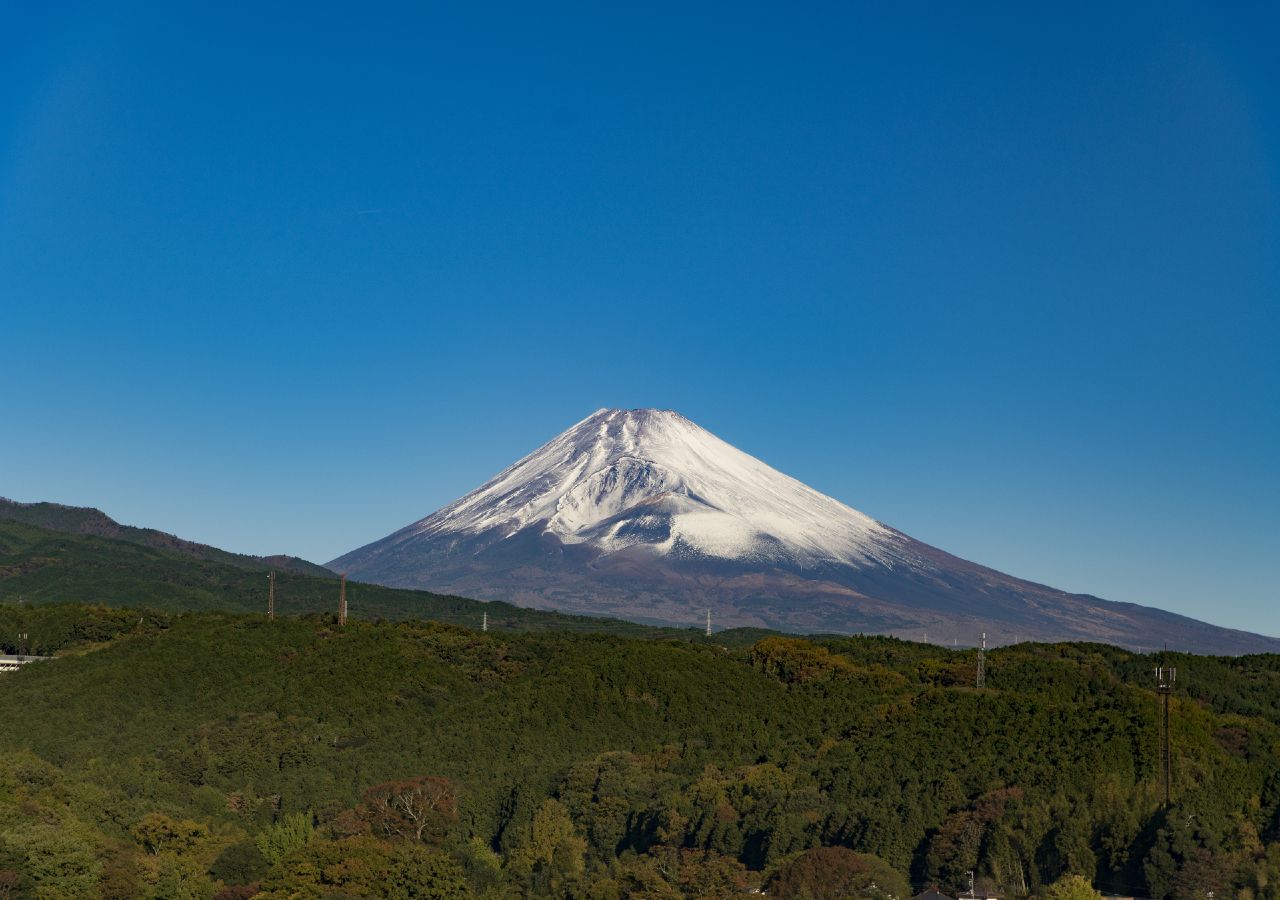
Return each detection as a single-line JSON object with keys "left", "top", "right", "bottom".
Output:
{"left": 2, "top": 2, "right": 1277, "bottom": 635}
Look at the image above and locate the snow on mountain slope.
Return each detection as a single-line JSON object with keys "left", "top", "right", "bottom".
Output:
{"left": 404, "top": 408, "right": 907, "bottom": 568}
{"left": 329, "top": 409, "right": 1280, "bottom": 654}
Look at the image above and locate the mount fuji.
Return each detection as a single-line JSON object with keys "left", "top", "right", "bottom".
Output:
{"left": 330, "top": 408, "right": 1278, "bottom": 654}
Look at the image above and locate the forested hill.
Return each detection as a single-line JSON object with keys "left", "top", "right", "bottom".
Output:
{"left": 1, "top": 604, "right": 1278, "bottom": 899}
{"left": 0, "top": 518, "right": 741, "bottom": 642}
{"left": 0, "top": 498, "right": 333, "bottom": 577}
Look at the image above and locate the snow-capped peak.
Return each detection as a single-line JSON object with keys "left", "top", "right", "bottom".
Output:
{"left": 406, "top": 408, "right": 905, "bottom": 568}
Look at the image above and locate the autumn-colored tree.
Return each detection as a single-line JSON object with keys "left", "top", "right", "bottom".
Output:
{"left": 136, "top": 850, "right": 216, "bottom": 900}
{"left": 130, "top": 814, "right": 209, "bottom": 857}
{"left": 212, "top": 885, "right": 260, "bottom": 900}
{"left": 0, "top": 841, "right": 28, "bottom": 900}
{"left": 749, "top": 637, "right": 859, "bottom": 684}
{"left": 358, "top": 777, "right": 458, "bottom": 844}
{"left": 254, "top": 835, "right": 392, "bottom": 899}
{"left": 1171, "top": 848, "right": 1234, "bottom": 900}
{"left": 1042, "top": 874, "right": 1103, "bottom": 900}
{"left": 768, "top": 846, "right": 910, "bottom": 900}
{"left": 926, "top": 788, "right": 1024, "bottom": 889}
{"left": 646, "top": 846, "right": 756, "bottom": 898}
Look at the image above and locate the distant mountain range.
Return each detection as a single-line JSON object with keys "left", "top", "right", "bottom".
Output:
{"left": 330, "top": 408, "right": 1279, "bottom": 655}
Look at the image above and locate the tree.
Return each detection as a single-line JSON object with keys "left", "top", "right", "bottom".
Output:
{"left": 0, "top": 840, "right": 29, "bottom": 900}
{"left": 768, "top": 847, "right": 910, "bottom": 900}
{"left": 455, "top": 837, "right": 503, "bottom": 896}
{"left": 208, "top": 840, "right": 269, "bottom": 888}
{"left": 509, "top": 799, "right": 587, "bottom": 892}
{"left": 749, "top": 637, "right": 858, "bottom": 684}
{"left": 646, "top": 847, "right": 755, "bottom": 898}
{"left": 136, "top": 851, "right": 216, "bottom": 900}
{"left": 359, "top": 777, "right": 458, "bottom": 844}
{"left": 1172, "top": 848, "right": 1233, "bottom": 900}
{"left": 1042, "top": 874, "right": 1103, "bottom": 900}
{"left": 255, "top": 813, "right": 314, "bottom": 866}
{"left": 384, "top": 843, "right": 473, "bottom": 899}
{"left": 131, "top": 814, "right": 209, "bottom": 857}
{"left": 2, "top": 819, "right": 102, "bottom": 900}
{"left": 254, "top": 836, "right": 392, "bottom": 899}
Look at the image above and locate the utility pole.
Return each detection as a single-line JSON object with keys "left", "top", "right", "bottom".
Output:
{"left": 1155, "top": 662, "right": 1176, "bottom": 807}
{"left": 482, "top": 611, "right": 488, "bottom": 633}
{"left": 976, "top": 632, "right": 986, "bottom": 689}
{"left": 338, "top": 574, "right": 348, "bottom": 627}
{"left": 705, "top": 609, "right": 712, "bottom": 638}
{"left": 267, "top": 571, "right": 276, "bottom": 621}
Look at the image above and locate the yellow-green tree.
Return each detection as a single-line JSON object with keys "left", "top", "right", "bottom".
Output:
{"left": 1042, "top": 874, "right": 1103, "bottom": 900}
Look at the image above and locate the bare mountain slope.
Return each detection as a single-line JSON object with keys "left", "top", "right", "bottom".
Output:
{"left": 330, "top": 409, "right": 1278, "bottom": 654}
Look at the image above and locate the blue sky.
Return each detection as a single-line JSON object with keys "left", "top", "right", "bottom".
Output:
{"left": 2, "top": 2, "right": 1277, "bottom": 635}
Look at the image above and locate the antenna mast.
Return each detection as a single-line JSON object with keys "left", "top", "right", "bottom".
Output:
{"left": 338, "top": 574, "right": 347, "bottom": 627}
{"left": 1155, "top": 662, "right": 1176, "bottom": 806}
{"left": 976, "top": 632, "right": 986, "bottom": 689}
{"left": 267, "top": 571, "right": 276, "bottom": 621}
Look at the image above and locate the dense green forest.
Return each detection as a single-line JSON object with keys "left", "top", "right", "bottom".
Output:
{"left": 2, "top": 518, "right": 1280, "bottom": 898}
{"left": 2, "top": 603, "right": 1279, "bottom": 899}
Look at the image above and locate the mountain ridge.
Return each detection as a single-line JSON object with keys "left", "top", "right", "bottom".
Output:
{"left": 0, "top": 497, "right": 333, "bottom": 577}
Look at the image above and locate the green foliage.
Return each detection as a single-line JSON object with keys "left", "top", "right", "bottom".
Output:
{"left": 749, "top": 636, "right": 860, "bottom": 683}
{"left": 0, "top": 519, "right": 736, "bottom": 644}
{"left": 0, "top": 838, "right": 31, "bottom": 900}
{"left": 255, "top": 812, "right": 315, "bottom": 866}
{"left": 455, "top": 837, "right": 504, "bottom": 896}
{"left": 1042, "top": 874, "right": 1103, "bottom": 900}
{"left": 131, "top": 813, "right": 209, "bottom": 856}
{"left": 207, "top": 840, "right": 268, "bottom": 887}
{"left": 768, "top": 846, "right": 909, "bottom": 899}
{"left": 0, "top": 604, "right": 1278, "bottom": 898}
{"left": 384, "top": 843, "right": 474, "bottom": 899}
{"left": 255, "top": 835, "right": 392, "bottom": 898}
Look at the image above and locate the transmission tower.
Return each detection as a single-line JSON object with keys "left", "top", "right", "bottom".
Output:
{"left": 267, "top": 571, "right": 276, "bottom": 621}
{"left": 482, "top": 611, "right": 488, "bottom": 633}
{"left": 705, "top": 609, "right": 712, "bottom": 638}
{"left": 975, "top": 632, "right": 986, "bottom": 689}
{"left": 338, "top": 574, "right": 348, "bottom": 627}
{"left": 1155, "top": 663, "right": 1176, "bottom": 806}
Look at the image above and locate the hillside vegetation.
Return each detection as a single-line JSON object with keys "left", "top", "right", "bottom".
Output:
{"left": 0, "top": 499, "right": 332, "bottom": 577}
{"left": 0, "top": 519, "right": 735, "bottom": 645}
{"left": 1, "top": 603, "right": 1278, "bottom": 899}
